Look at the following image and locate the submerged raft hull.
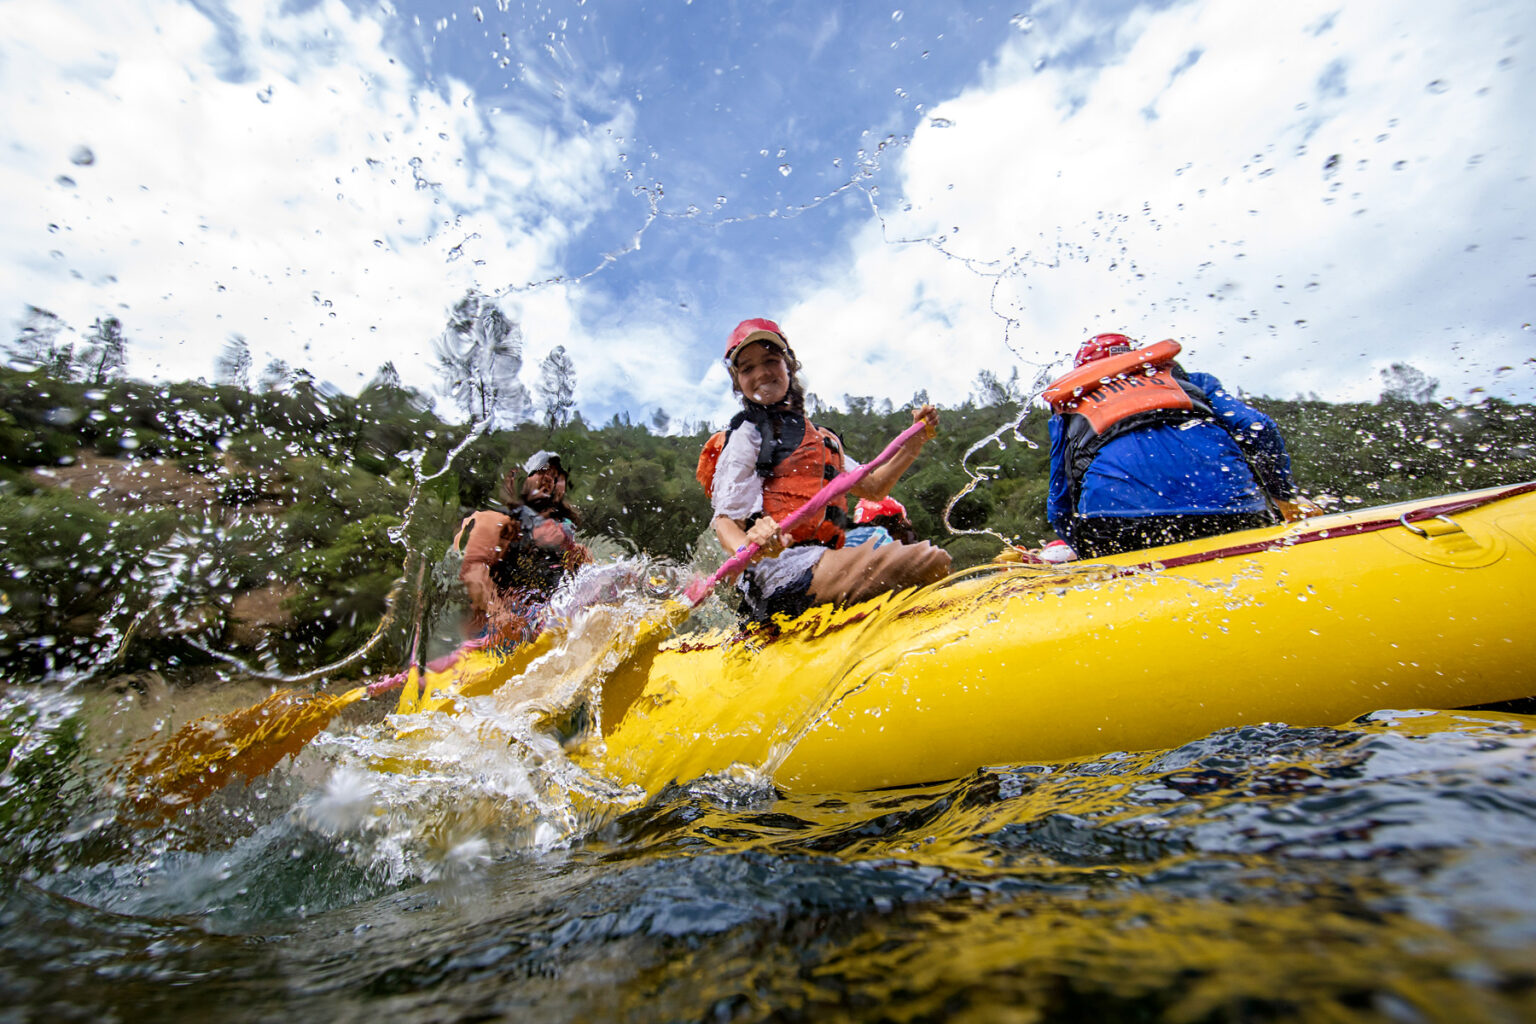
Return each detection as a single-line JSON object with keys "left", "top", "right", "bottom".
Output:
{"left": 398, "top": 483, "right": 1536, "bottom": 795}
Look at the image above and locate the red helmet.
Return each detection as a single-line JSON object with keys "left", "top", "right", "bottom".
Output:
{"left": 725, "top": 318, "right": 790, "bottom": 367}
{"left": 854, "top": 496, "right": 908, "bottom": 525}
{"left": 1073, "top": 333, "right": 1136, "bottom": 368}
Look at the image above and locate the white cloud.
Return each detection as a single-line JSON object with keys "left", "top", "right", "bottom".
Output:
{"left": 3, "top": 0, "right": 1530, "bottom": 431}
{"left": 0, "top": 0, "right": 628, "bottom": 395}
{"left": 513, "top": 278, "right": 729, "bottom": 431}
{"left": 779, "top": 0, "right": 1536, "bottom": 407}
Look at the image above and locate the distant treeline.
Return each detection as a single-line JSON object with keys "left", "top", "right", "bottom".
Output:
{"left": 0, "top": 363, "right": 1532, "bottom": 681}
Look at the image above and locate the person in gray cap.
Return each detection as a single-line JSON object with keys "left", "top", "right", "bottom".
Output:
{"left": 453, "top": 449, "right": 590, "bottom": 639}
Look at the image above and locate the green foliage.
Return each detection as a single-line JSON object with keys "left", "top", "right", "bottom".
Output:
{"left": 0, "top": 368, "right": 88, "bottom": 467}
{"left": 281, "top": 512, "right": 409, "bottom": 668}
{"left": 1, "top": 358, "right": 1533, "bottom": 683}
{"left": 819, "top": 403, "right": 1056, "bottom": 552}
{"left": 279, "top": 456, "right": 405, "bottom": 523}
{"left": 0, "top": 488, "right": 180, "bottom": 675}
{"left": 351, "top": 381, "right": 438, "bottom": 477}
{"left": 1255, "top": 396, "right": 1536, "bottom": 505}
{"left": 582, "top": 452, "right": 713, "bottom": 560}
{"left": 0, "top": 700, "right": 87, "bottom": 876}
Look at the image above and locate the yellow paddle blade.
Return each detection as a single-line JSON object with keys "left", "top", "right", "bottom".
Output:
{"left": 114, "top": 597, "right": 691, "bottom": 825}
{"left": 630, "top": 598, "right": 692, "bottom": 651}
{"left": 112, "top": 684, "right": 369, "bottom": 824}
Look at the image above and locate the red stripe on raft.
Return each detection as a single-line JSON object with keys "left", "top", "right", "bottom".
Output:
{"left": 1116, "top": 480, "right": 1536, "bottom": 573}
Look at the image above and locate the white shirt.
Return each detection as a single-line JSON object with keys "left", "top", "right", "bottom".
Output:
{"left": 712, "top": 418, "right": 864, "bottom": 603}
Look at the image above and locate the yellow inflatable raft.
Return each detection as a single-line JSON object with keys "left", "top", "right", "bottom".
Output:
{"left": 396, "top": 482, "right": 1536, "bottom": 795}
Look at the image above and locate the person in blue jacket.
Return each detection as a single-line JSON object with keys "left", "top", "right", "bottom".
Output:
{"left": 1044, "top": 333, "right": 1295, "bottom": 557}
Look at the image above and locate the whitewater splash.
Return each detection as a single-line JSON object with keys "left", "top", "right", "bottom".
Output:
{"left": 289, "top": 555, "right": 754, "bottom": 882}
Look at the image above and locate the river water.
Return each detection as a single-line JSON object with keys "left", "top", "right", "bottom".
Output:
{"left": 3, "top": 655, "right": 1534, "bottom": 1022}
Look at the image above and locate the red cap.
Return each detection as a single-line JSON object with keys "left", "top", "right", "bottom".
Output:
{"left": 725, "top": 318, "right": 790, "bottom": 367}
{"left": 1074, "top": 332, "right": 1136, "bottom": 368}
{"left": 854, "top": 496, "right": 908, "bottom": 525}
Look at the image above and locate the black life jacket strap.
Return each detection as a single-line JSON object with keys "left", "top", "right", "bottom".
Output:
{"left": 1061, "top": 376, "right": 1217, "bottom": 514}
{"left": 733, "top": 405, "right": 807, "bottom": 479}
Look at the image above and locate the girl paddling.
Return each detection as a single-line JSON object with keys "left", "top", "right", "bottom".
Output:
{"left": 697, "top": 318, "right": 951, "bottom": 621}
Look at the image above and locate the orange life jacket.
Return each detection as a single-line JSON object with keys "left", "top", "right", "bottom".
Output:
{"left": 1041, "top": 339, "right": 1193, "bottom": 430}
{"left": 697, "top": 412, "right": 848, "bottom": 548}
{"left": 1043, "top": 339, "right": 1220, "bottom": 510}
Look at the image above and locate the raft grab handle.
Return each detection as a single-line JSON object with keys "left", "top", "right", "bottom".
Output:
{"left": 1399, "top": 513, "right": 1461, "bottom": 538}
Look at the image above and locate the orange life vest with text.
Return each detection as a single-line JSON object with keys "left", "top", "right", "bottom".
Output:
{"left": 1041, "top": 339, "right": 1195, "bottom": 428}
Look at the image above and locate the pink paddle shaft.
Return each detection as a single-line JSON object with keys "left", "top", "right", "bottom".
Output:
{"left": 682, "top": 418, "right": 930, "bottom": 606}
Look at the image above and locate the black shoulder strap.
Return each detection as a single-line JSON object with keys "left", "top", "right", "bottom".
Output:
{"left": 722, "top": 409, "right": 751, "bottom": 451}
{"left": 513, "top": 504, "right": 544, "bottom": 538}
{"left": 739, "top": 406, "right": 806, "bottom": 479}
{"left": 1059, "top": 372, "right": 1220, "bottom": 517}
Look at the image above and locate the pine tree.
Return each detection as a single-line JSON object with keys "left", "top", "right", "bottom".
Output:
{"left": 433, "top": 290, "right": 531, "bottom": 427}
{"left": 537, "top": 345, "right": 578, "bottom": 429}
{"left": 971, "top": 368, "right": 1022, "bottom": 407}
{"left": 7, "top": 306, "right": 74, "bottom": 378}
{"left": 214, "top": 335, "right": 253, "bottom": 390}
{"left": 368, "top": 361, "right": 403, "bottom": 392}
{"left": 1378, "top": 363, "right": 1438, "bottom": 404}
{"left": 258, "top": 357, "right": 292, "bottom": 393}
{"left": 79, "top": 316, "right": 128, "bottom": 385}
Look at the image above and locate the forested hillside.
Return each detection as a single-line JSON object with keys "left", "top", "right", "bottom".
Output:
{"left": 1, "top": 363, "right": 1532, "bottom": 681}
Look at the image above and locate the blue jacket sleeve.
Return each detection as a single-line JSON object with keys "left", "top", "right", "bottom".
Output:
{"left": 1186, "top": 371, "right": 1294, "bottom": 500}
{"left": 1046, "top": 414, "right": 1074, "bottom": 537}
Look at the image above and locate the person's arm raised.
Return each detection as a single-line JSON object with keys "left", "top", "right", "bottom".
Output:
{"left": 851, "top": 404, "right": 938, "bottom": 501}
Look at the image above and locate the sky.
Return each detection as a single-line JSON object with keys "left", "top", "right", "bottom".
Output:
{"left": 2, "top": 0, "right": 1533, "bottom": 430}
